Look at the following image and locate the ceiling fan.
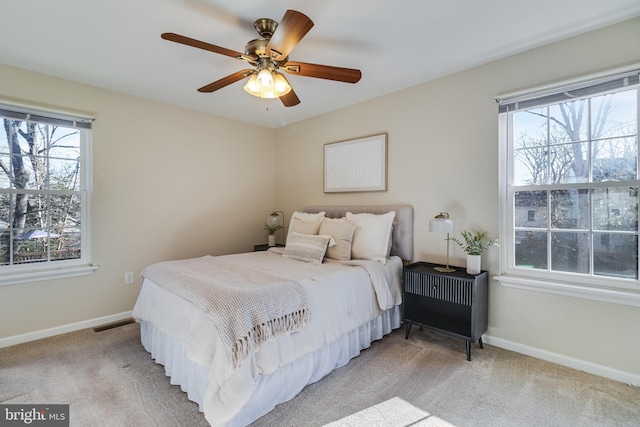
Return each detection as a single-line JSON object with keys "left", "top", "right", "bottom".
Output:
{"left": 161, "top": 9, "right": 362, "bottom": 107}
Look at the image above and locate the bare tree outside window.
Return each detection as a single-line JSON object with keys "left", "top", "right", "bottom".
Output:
{"left": 511, "top": 89, "right": 638, "bottom": 280}
{"left": 0, "top": 118, "right": 83, "bottom": 266}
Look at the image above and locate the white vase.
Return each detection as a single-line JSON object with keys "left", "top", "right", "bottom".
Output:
{"left": 268, "top": 234, "right": 276, "bottom": 247}
{"left": 466, "top": 254, "right": 481, "bottom": 275}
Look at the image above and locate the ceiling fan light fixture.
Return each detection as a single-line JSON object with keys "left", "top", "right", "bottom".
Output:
{"left": 244, "top": 74, "right": 259, "bottom": 96}
{"left": 244, "top": 70, "right": 291, "bottom": 99}
{"left": 257, "top": 68, "right": 274, "bottom": 88}
{"left": 243, "top": 73, "right": 276, "bottom": 98}
{"left": 273, "top": 72, "right": 292, "bottom": 96}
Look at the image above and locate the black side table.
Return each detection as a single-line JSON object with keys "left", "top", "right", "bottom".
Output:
{"left": 254, "top": 244, "right": 284, "bottom": 251}
{"left": 403, "top": 261, "right": 488, "bottom": 361}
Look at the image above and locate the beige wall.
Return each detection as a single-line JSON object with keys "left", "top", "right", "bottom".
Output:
{"left": 275, "top": 17, "right": 640, "bottom": 377}
{"left": 0, "top": 65, "right": 276, "bottom": 339}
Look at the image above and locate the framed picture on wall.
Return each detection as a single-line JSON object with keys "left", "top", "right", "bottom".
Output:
{"left": 323, "top": 133, "right": 388, "bottom": 193}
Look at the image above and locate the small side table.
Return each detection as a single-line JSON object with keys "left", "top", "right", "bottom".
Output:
{"left": 403, "top": 261, "right": 488, "bottom": 361}
{"left": 254, "top": 244, "right": 284, "bottom": 251}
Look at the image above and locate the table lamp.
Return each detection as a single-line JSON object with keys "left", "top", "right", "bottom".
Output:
{"left": 429, "top": 212, "right": 455, "bottom": 272}
{"left": 266, "top": 211, "right": 284, "bottom": 246}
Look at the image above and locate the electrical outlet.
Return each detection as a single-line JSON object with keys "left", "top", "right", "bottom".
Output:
{"left": 124, "top": 272, "right": 134, "bottom": 285}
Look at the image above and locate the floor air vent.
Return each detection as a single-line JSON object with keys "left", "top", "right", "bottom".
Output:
{"left": 93, "top": 318, "right": 135, "bottom": 332}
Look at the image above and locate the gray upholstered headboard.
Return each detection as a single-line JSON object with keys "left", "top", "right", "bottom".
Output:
{"left": 304, "top": 205, "right": 414, "bottom": 262}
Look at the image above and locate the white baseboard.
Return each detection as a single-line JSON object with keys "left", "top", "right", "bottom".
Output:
{"left": 0, "top": 311, "right": 134, "bottom": 349}
{"left": 483, "top": 334, "right": 640, "bottom": 387}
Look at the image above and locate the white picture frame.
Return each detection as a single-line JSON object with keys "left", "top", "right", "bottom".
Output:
{"left": 324, "top": 133, "right": 388, "bottom": 193}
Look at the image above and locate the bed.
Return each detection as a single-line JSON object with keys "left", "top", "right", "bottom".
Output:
{"left": 132, "top": 205, "right": 413, "bottom": 427}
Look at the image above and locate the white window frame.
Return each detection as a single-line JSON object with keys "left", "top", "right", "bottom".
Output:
{"left": 495, "top": 65, "right": 640, "bottom": 307}
{"left": 0, "top": 102, "right": 97, "bottom": 286}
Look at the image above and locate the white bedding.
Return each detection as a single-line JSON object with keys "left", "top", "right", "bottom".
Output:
{"left": 132, "top": 248, "right": 403, "bottom": 427}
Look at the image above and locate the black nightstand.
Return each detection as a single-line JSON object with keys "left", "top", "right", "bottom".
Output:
{"left": 254, "top": 244, "right": 284, "bottom": 251}
{"left": 403, "top": 261, "right": 488, "bottom": 361}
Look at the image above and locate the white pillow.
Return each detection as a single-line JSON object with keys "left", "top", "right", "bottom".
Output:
{"left": 283, "top": 232, "right": 332, "bottom": 264}
{"left": 319, "top": 217, "right": 356, "bottom": 261}
{"left": 346, "top": 211, "right": 396, "bottom": 264}
{"left": 286, "top": 211, "right": 325, "bottom": 242}
{"left": 290, "top": 217, "right": 323, "bottom": 236}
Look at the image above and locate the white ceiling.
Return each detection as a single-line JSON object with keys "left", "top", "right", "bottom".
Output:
{"left": 1, "top": 0, "right": 640, "bottom": 129}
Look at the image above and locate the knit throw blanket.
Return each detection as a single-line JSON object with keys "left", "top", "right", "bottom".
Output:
{"left": 141, "top": 255, "right": 310, "bottom": 368}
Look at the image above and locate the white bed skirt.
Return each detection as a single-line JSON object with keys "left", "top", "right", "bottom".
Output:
{"left": 139, "top": 305, "right": 401, "bottom": 427}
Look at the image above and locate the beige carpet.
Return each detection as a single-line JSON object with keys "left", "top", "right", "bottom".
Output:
{"left": 1, "top": 322, "right": 639, "bottom": 427}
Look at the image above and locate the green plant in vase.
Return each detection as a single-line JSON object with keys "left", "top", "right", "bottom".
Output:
{"left": 263, "top": 223, "right": 282, "bottom": 235}
{"left": 263, "top": 222, "right": 283, "bottom": 247}
{"left": 450, "top": 230, "right": 498, "bottom": 274}
{"left": 450, "top": 230, "right": 498, "bottom": 255}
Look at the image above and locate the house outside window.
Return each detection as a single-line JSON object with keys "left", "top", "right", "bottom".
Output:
{"left": 0, "top": 103, "right": 96, "bottom": 285}
{"left": 497, "top": 67, "right": 639, "bottom": 300}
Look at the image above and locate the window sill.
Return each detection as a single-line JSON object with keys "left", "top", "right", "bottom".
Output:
{"left": 0, "top": 264, "right": 99, "bottom": 286}
{"left": 493, "top": 275, "right": 640, "bottom": 308}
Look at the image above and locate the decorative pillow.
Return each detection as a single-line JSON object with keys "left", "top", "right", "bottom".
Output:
{"left": 319, "top": 217, "right": 356, "bottom": 261}
{"left": 290, "top": 217, "right": 323, "bottom": 236}
{"left": 346, "top": 211, "right": 396, "bottom": 264}
{"left": 286, "top": 211, "right": 325, "bottom": 242}
{"left": 283, "top": 232, "right": 332, "bottom": 264}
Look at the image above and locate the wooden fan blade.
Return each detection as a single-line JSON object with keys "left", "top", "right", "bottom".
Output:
{"left": 280, "top": 89, "right": 300, "bottom": 107}
{"left": 197, "top": 70, "right": 254, "bottom": 93}
{"left": 283, "top": 61, "right": 362, "bottom": 83}
{"left": 266, "top": 10, "right": 314, "bottom": 61}
{"left": 161, "top": 32, "right": 243, "bottom": 59}
{"left": 278, "top": 74, "right": 300, "bottom": 107}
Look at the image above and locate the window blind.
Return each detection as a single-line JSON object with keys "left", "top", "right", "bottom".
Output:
{"left": 0, "top": 102, "right": 94, "bottom": 129}
{"left": 496, "top": 69, "right": 640, "bottom": 113}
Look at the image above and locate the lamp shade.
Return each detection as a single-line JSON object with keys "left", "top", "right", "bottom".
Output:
{"left": 429, "top": 213, "right": 453, "bottom": 233}
{"left": 273, "top": 72, "right": 292, "bottom": 96}
{"left": 267, "top": 211, "right": 282, "bottom": 228}
{"left": 429, "top": 212, "right": 456, "bottom": 272}
{"left": 257, "top": 69, "right": 274, "bottom": 88}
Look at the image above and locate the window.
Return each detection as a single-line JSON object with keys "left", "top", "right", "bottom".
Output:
{"left": 0, "top": 103, "right": 95, "bottom": 285}
{"left": 497, "top": 67, "right": 640, "bottom": 298}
